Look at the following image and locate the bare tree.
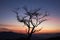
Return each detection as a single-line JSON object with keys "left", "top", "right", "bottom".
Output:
{"left": 12, "top": 7, "right": 48, "bottom": 40}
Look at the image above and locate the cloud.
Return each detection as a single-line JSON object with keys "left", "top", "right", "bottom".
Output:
{"left": 0, "top": 24, "right": 26, "bottom": 33}
{"left": 0, "top": 28, "right": 11, "bottom": 32}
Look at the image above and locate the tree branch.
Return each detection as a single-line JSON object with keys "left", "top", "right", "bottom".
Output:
{"left": 33, "top": 8, "right": 41, "bottom": 13}
{"left": 30, "top": 19, "right": 35, "bottom": 27}
{"left": 39, "top": 11, "right": 48, "bottom": 19}
{"left": 36, "top": 19, "right": 47, "bottom": 27}
{"left": 33, "top": 27, "right": 43, "bottom": 33}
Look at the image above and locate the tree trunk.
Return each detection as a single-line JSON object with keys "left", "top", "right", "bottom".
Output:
{"left": 28, "top": 28, "right": 30, "bottom": 35}
{"left": 27, "top": 26, "right": 35, "bottom": 40}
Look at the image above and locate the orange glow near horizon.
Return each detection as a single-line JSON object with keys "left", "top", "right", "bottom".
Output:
{"left": 0, "top": 25, "right": 60, "bottom": 34}
{"left": 0, "top": 17, "right": 60, "bottom": 34}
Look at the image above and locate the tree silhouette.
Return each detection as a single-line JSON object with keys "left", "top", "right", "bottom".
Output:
{"left": 12, "top": 7, "right": 48, "bottom": 40}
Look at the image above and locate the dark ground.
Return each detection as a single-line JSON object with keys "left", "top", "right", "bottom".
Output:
{"left": 0, "top": 32, "right": 60, "bottom": 40}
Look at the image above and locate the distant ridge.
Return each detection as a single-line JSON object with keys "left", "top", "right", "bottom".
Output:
{"left": 0, "top": 31, "right": 27, "bottom": 40}
{"left": 0, "top": 31, "right": 60, "bottom": 40}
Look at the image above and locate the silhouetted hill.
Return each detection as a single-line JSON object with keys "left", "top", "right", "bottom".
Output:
{"left": 31, "top": 33, "right": 60, "bottom": 40}
{"left": 46, "top": 36, "right": 60, "bottom": 40}
{"left": 0, "top": 32, "right": 60, "bottom": 40}
{"left": 0, "top": 32, "right": 27, "bottom": 40}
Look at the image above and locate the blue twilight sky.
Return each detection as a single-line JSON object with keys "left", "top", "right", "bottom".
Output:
{"left": 0, "top": 0, "right": 60, "bottom": 25}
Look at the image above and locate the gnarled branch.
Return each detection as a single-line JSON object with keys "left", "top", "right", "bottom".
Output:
{"left": 33, "top": 27, "right": 43, "bottom": 33}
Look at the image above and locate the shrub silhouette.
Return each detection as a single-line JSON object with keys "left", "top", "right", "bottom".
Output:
{"left": 12, "top": 6, "right": 48, "bottom": 40}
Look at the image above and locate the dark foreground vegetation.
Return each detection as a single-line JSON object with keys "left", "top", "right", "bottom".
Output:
{"left": 0, "top": 32, "right": 60, "bottom": 40}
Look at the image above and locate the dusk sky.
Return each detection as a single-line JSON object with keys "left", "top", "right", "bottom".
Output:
{"left": 0, "top": 0, "right": 60, "bottom": 33}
